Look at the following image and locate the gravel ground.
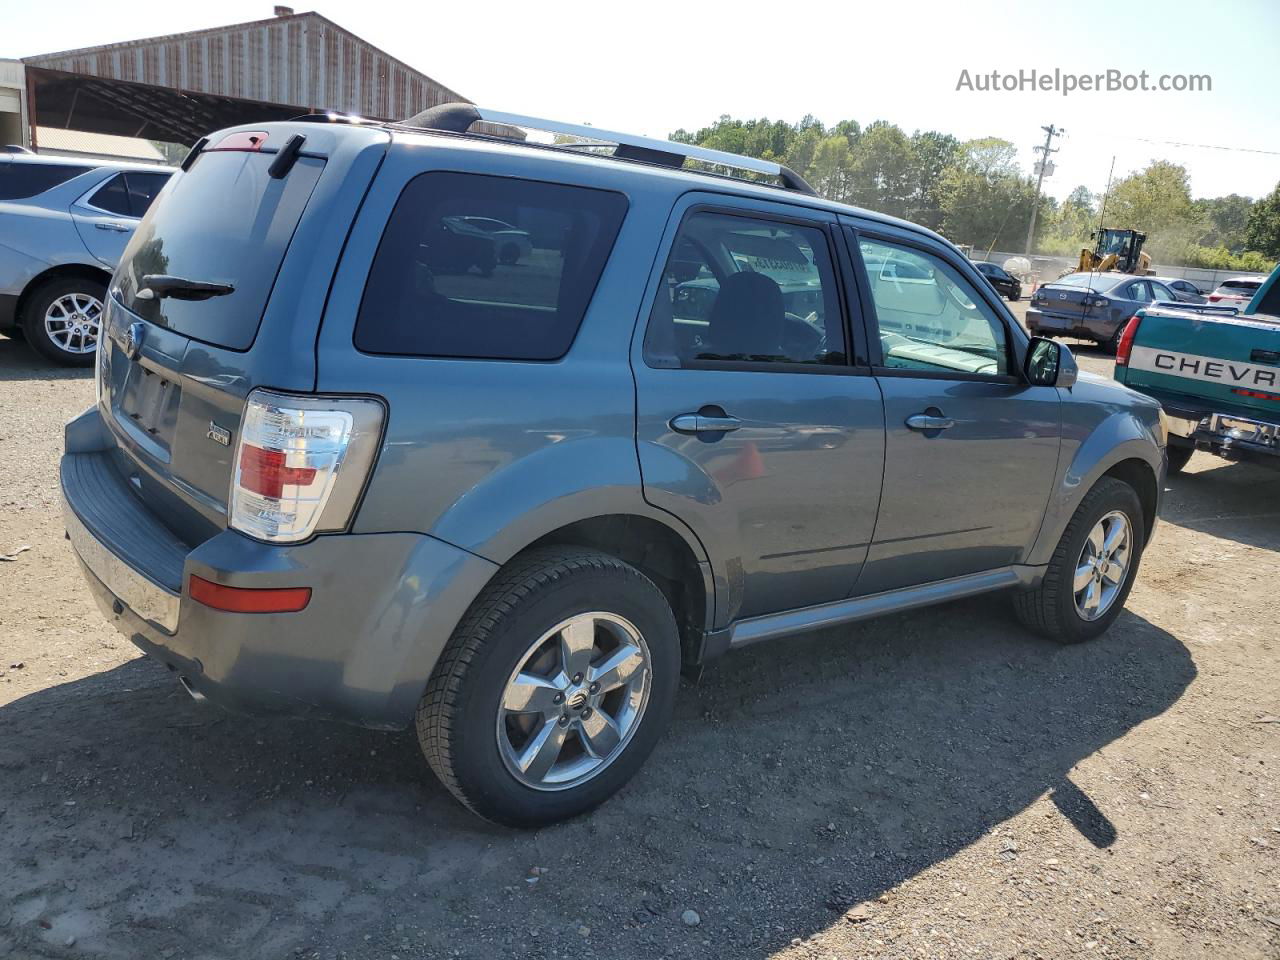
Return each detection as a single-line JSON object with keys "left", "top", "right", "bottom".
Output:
{"left": 1, "top": 308, "right": 1278, "bottom": 960}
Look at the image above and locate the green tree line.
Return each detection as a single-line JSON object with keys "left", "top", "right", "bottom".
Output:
{"left": 670, "top": 116, "right": 1279, "bottom": 272}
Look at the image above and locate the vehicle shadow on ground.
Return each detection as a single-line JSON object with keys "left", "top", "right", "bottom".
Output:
{"left": 0, "top": 602, "right": 1194, "bottom": 959}
{"left": 1160, "top": 455, "right": 1280, "bottom": 551}
{"left": 0, "top": 334, "right": 92, "bottom": 383}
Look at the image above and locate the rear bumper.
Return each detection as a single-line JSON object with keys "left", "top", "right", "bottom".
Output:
{"left": 61, "top": 409, "right": 499, "bottom": 729}
{"left": 1025, "top": 307, "right": 1075, "bottom": 334}
{"left": 1025, "top": 307, "right": 1109, "bottom": 340}
{"left": 1150, "top": 395, "right": 1280, "bottom": 466}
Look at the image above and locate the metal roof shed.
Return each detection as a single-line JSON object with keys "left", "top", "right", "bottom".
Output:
{"left": 20, "top": 9, "right": 517, "bottom": 146}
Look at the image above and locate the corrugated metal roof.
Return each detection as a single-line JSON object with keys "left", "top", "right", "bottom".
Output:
{"left": 34, "top": 127, "right": 167, "bottom": 162}
{"left": 23, "top": 11, "right": 474, "bottom": 123}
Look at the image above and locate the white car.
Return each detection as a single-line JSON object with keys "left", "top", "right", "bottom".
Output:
{"left": 442, "top": 215, "right": 534, "bottom": 265}
{"left": 1206, "top": 276, "right": 1263, "bottom": 310}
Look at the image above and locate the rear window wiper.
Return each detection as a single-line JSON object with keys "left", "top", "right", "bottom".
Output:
{"left": 138, "top": 275, "right": 235, "bottom": 302}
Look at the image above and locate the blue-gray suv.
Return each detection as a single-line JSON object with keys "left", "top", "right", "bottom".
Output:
{"left": 60, "top": 106, "right": 1168, "bottom": 825}
{"left": 0, "top": 152, "right": 174, "bottom": 364}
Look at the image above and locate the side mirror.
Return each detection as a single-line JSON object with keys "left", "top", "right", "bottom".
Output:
{"left": 1025, "top": 337, "right": 1078, "bottom": 388}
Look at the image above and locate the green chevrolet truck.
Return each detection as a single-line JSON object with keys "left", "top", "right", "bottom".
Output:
{"left": 1114, "top": 265, "right": 1280, "bottom": 472}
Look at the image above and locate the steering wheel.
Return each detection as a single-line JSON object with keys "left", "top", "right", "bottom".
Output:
{"left": 782, "top": 311, "right": 824, "bottom": 357}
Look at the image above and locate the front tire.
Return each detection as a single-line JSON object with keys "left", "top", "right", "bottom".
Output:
{"left": 416, "top": 547, "right": 680, "bottom": 827}
{"left": 1013, "top": 477, "right": 1145, "bottom": 643}
{"left": 21, "top": 276, "right": 106, "bottom": 367}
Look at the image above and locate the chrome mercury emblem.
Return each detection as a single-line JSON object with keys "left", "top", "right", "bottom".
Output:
{"left": 124, "top": 321, "right": 145, "bottom": 359}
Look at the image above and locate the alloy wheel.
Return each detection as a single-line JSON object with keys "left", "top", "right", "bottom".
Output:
{"left": 496, "top": 611, "right": 652, "bottom": 791}
{"left": 44, "top": 292, "right": 103, "bottom": 355}
{"left": 1073, "top": 510, "right": 1131, "bottom": 621}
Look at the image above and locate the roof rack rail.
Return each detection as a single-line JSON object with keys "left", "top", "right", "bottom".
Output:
{"left": 400, "top": 103, "right": 817, "bottom": 196}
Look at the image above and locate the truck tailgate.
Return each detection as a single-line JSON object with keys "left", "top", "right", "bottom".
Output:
{"left": 1120, "top": 309, "right": 1280, "bottom": 418}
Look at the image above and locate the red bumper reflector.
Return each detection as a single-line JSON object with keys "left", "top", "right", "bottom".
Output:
{"left": 189, "top": 575, "right": 311, "bottom": 613}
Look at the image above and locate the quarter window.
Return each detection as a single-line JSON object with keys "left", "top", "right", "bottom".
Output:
{"left": 644, "top": 211, "right": 846, "bottom": 368}
{"left": 355, "top": 172, "right": 627, "bottom": 361}
{"left": 859, "top": 238, "right": 1009, "bottom": 377}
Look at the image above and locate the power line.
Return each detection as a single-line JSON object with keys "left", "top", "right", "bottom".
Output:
{"left": 1128, "top": 137, "right": 1280, "bottom": 156}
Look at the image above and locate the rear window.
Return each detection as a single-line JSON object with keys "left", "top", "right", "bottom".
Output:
{"left": 1220, "top": 279, "right": 1261, "bottom": 293}
{"left": 354, "top": 172, "right": 628, "bottom": 360}
{"left": 115, "top": 151, "right": 323, "bottom": 350}
{"left": 1045, "top": 273, "right": 1118, "bottom": 292}
{"left": 0, "top": 161, "right": 91, "bottom": 200}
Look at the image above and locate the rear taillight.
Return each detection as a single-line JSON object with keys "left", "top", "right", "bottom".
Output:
{"left": 1233, "top": 387, "right": 1280, "bottom": 403}
{"left": 229, "top": 390, "right": 384, "bottom": 543}
{"left": 1115, "top": 316, "right": 1141, "bottom": 366}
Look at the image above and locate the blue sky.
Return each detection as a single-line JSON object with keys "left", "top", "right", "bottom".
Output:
{"left": 6, "top": 0, "right": 1277, "bottom": 202}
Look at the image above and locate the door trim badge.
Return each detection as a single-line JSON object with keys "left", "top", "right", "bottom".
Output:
{"left": 207, "top": 421, "right": 231, "bottom": 446}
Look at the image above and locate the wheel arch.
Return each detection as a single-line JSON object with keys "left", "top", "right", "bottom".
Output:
{"left": 16, "top": 262, "right": 112, "bottom": 325}
{"left": 1101, "top": 457, "right": 1159, "bottom": 544}
{"left": 1027, "top": 408, "right": 1163, "bottom": 568}
{"left": 514, "top": 513, "right": 713, "bottom": 668}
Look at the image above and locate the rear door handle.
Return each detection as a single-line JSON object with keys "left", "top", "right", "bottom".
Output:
{"left": 94, "top": 222, "right": 130, "bottom": 232}
{"left": 671, "top": 413, "right": 742, "bottom": 434}
{"left": 905, "top": 413, "right": 956, "bottom": 431}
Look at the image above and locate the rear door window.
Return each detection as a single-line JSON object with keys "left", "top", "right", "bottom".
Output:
{"left": 644, "top": 210, "right": 846, "bottom": 367}
{"left": 1126, "top": 280, "right": 1152, "bottom": 302}
{"left": 355, "top": 172, "right": 628, "bottom": 360}
{"left": 88, "top": 174, "right": 132, "bottom": 215}
{"left": 125, "top": 171, "right": 171, "bottom": 216}
{"left": 0, "top": 161, "right": 91, "bottom": 199}
{"left": 115, "top": 151, "right": 324, "bottom": 350}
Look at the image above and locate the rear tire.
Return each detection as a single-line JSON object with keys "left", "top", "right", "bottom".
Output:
{"left": 1166, "top": 445, "right": 1194, "bottom": 474}
{"left": 416, "top": 546, "right": 680, "bottom": 827}
{"left": 1014, "top": 477, "right": 1145, "bottom": 644}
{"left": 1106, "top": 324, "right": 1126, "bottom": 355}
{"left": 21, "top": 276, "right": 106, "bottom": 367}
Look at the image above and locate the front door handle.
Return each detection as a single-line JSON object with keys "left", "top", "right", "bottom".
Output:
{"left": 94, "top": 222, "right": 130, "bottom": 232}
{"left": 671, "top": 413, "right": 742, "bottom": 434}
{"left": 905, "top": 413, "right": 956, "bottom": 431}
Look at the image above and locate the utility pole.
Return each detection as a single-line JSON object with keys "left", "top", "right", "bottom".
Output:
{"left": 1024, "top": 124, "right": 1062, "bottom": 255}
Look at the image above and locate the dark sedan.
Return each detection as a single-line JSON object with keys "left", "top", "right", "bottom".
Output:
{"left": 973, "top": 260, "right": 1022, "bottom": 301}
{"left": 1026, "top": 272, "right": 1177, "bottom": 351}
